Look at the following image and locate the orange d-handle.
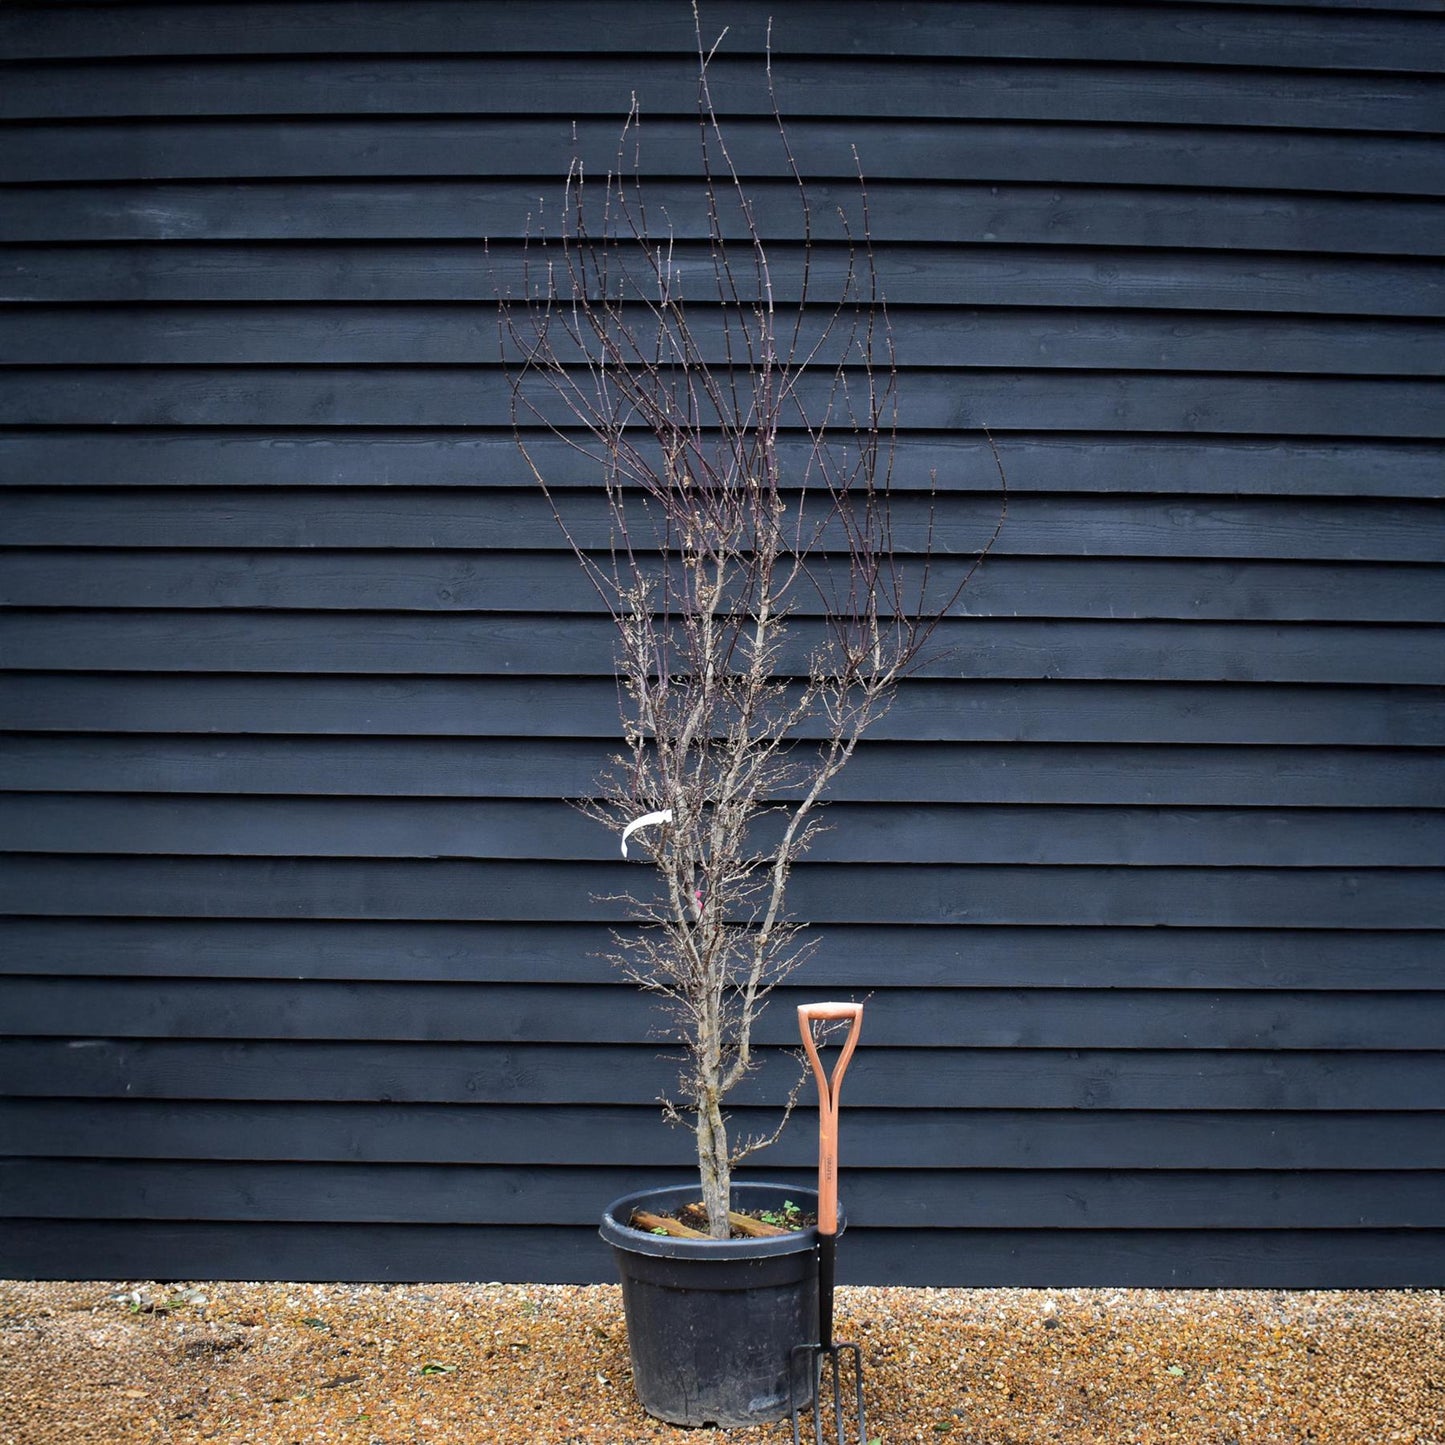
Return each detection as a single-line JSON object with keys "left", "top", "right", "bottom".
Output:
{"left": 797, "top": 1001, "right": 863, "bottom": 1238}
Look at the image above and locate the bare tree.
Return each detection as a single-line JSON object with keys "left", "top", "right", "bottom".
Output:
{"left": 499, "top": 7, "right": 1004, "bottom": 1238}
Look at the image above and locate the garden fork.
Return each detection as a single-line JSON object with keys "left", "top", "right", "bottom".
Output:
{"left": 791, "top": 1001, "right": 867, "bottom": 1445}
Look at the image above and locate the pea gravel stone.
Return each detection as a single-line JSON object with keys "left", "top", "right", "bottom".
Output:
{"left": 2, "top": 1280, "right": 1441, "bottom": 1443}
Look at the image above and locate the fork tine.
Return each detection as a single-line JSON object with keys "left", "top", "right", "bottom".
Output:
{"left": 789, "top": 1343, "right": 811, "bottom": 1445}
{"left": 829, "top": 1348, "right": 844, "bottom": 1442}
{"left": 789, "top": 1342, "right": 866, "bottom": 1445}
{"left": 843, "top": 1343, "right": 867, "bottom": 1442}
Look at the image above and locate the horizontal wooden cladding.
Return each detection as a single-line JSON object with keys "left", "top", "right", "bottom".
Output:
{"left": 3, "top": 856, "right": 1442, "bottom": 928}
{"left": 5, "top": 612, "right": 1441, "bottom": 685}
{"left": 6, "top": 1160, "right": 1443, "bottom": 1230}
{"left": 7, "top": 979, "right": 1443, "bottom": 1050}
{"left": 4, "top": 55, "right": 1443, "bottom": 133}
{"left": 7, "top": 185, "right": 1443, "bottom": 258}
{"left": 6, "top": 553, "right": 1440, "bottom": 624}
{"left": 8, "top": 795, "right": 1444, "bottom": 868}
{"left": 5, "top": 1099, "right": 1442, "bottom": 1169}
{"left": 9, "top": 306, "right": 1445, "bottom": 374}
{"left": 8, "top": 246, "right": 1443, "bottom": 318}
{"left": 1, "top": 433, "right": 1437, "bottom": 498}
{"left": 3, "top": 2, "right": 1439, "bottom": 73}
{"left": 8, "top": 676, "right": 1442, "bottom": 747}
{"left": 8, "top": 368, "right": 1443, "bottom": 438}
{"left": 6, "top": 738, "right": 1441, "bottom": 808}
{"left": 6, "top": 1219, "right": 1443, "bottom": 1287}
{"left": 5, "top": 918, "right": 1437, "bottom": 989}
{"left": 9, "top": 490, "right": 1439, "bottom": 561}
{"left": 8, "top": 1038, "right": 1442, "bottom": 1110}
{"left": 3, "top": 3, "right": 1441, "bottom": 1296}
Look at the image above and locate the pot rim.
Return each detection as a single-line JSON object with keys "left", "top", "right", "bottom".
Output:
{"left": 600, "top": 1180, "right": 838, "bottom": 1261}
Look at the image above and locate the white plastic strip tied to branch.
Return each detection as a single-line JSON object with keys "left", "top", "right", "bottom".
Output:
{"left": 620, "top": 808, "right": 674, "bottom": 858}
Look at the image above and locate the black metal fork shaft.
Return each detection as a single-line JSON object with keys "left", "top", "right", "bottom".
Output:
{"left": 819, "top": 1232, "right": 837, "bottom": 1348}
{"left": 789, "top": 1233, "right": 866, "bottom": 1445}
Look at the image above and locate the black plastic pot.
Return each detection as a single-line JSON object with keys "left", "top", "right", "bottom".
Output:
{"left": 600, "top": 1181, "right": 840, "bottom": 1428}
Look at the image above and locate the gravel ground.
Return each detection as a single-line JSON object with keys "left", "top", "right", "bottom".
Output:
{"left": 2, "top": 1279, "right": 1441, "bottom": 1444}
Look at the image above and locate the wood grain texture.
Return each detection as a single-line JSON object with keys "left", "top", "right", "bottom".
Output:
{"left": 6, "top": 367, "right": 1441, "bottom": 437}
{"left": 3, "top": 2, "right": 1438, "bottom": 71}
{"left": 2, "top": 856, "right": 1441, "bottom": 928}
{"left": 4, "top": 57, "right": 1440, "bottom": 132}
{"left": 6, "top": 978, "right": 1442, "bottom": 1049}
{"left": 5, "top": 1159, "right": 1443, "bottom": 1229}
{"left": 7, "top": 244, "right": 1443, "bottom": 313}
{"left": 4, "top": 1098, "right": 1441, "bottom": 1169}
{"left": 9, "top": 1218, "right": 1445, "bottom": 1287}
{"left": 7, "top": 490, "right": 1440, "bottom": 559}
{"left": 6, "top": 184, "right": 1444, "bottom": 254}
{"left": 9, "top": 305, "right": 1445, "bottom": 365}
{"left": 5, "top": 794, "right": 1443, "bottom": 867}
{"left": 2, "top": 433, "right": 1439, "bottom": 497}
{"left": 13, "top": 118, "right": 1441, "bottom": 193}
{"left": 5, "top": 675, "right": 1442, "bottom": 746}
{"left": 4, "top": 612, "right": 1438, "bottom": 684}
{"left": 4, "top": 737, "right": 1440, "bottom": 806}
{"left": 6, "top": 1039, "right": 1440, "bottom": 1109}
{"left": 5, "top": 918, "right": 1439, "bottom": 988}
{"left": 4, "top": 552, "right": 1440, "bottom": 622}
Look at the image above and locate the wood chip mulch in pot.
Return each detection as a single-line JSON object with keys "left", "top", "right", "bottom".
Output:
{"left": 2, "top": 1279, "right": 1441, "bottom": 1444}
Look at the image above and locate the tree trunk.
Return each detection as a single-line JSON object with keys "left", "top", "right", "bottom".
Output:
{"left": 697, "top": 1092, "right": 732, "bottom": 1239}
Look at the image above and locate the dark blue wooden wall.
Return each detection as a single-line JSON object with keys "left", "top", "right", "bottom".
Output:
{"left": 2, "top": 0, "right": 1443, "bottom": 1286}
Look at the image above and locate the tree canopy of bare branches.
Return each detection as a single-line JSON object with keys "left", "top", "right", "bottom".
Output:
{"left": 498, "top": 7, "right": 1003, "bottom": 1238}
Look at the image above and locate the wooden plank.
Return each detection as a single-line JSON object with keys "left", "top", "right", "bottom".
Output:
{"left": 6, "top": 183, "right": 1442, "bottom": 256}
{"left": 1, "top": 433, "right": 1438, "bottom": 498}
{"left": 7, "top": 1038, "right": 1440, "bottom": 1110}
{"left": 10, "top": 117, "right": 1440, "bottom": 194}
{"left": 853, "top": 1229, "right": 1445, "bottom": 1289}
{"left": 6, "top": 552, "right": 1439, "bottom": 623}
{"left": 1209, "top": 1, "right": 1444, "bottom": 11}
{"left": 3, "top": 1098, "right": 1440, "bottom": 1169}
{"left": 4, "top": 611, "right": 1439, "bottom": 684}
{"left": 6, "top": 245, "right": 1441, "bottom": 316}
{"left": 6, "top": 737, "right": 1439, "bottom": 808}
{"left": 1202, "top": 1, "right": 1443, "bottom": 10}
{"left": 4, "top": 917, "right": 1438, "bottom": 989}
{"left": 7, "top": 794, "right": 1444, "bottom": 868}
{"left": 10, "top": 304, "right": 1445, "bottom": 371}
{"left": 2, "top": 855, "right": 1441, "bottom": 928}
{"left": 5, "top": 1159, "right": 1442, "bottom": 1229}
{"left": 14, "top": 118, "right": 1441, "bottom": 193}
{"left": 5, "top": 57, "right": 1440, "bottom": 133}
{"left": 7, "top": 367, "right": 1441, "bottom": 437}
{"left": 6, "top": 1218, "right": 1442, "bottom": 1288}
{"left": 7, "top": 490, "right": 1439, "bottom": 561}
{"left": 6, "top": 978, "right": 1443, "bottom": 1050}
{"left": 846, "top": 1171, "right": 1445, "bottom": 1231}
{"left": 6, "top": 674, "right": 1441, "bottom": 747}
{"left": 3, "top": 2, "right": 1437, "bottom": 73}
{"left": 626, "top": 1207, "right": 707, "bottom": 1239}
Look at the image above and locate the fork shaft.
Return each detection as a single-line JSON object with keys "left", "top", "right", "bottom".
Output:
{"left": 818, "top": 1232, "right": 837, "bottom": 1349}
